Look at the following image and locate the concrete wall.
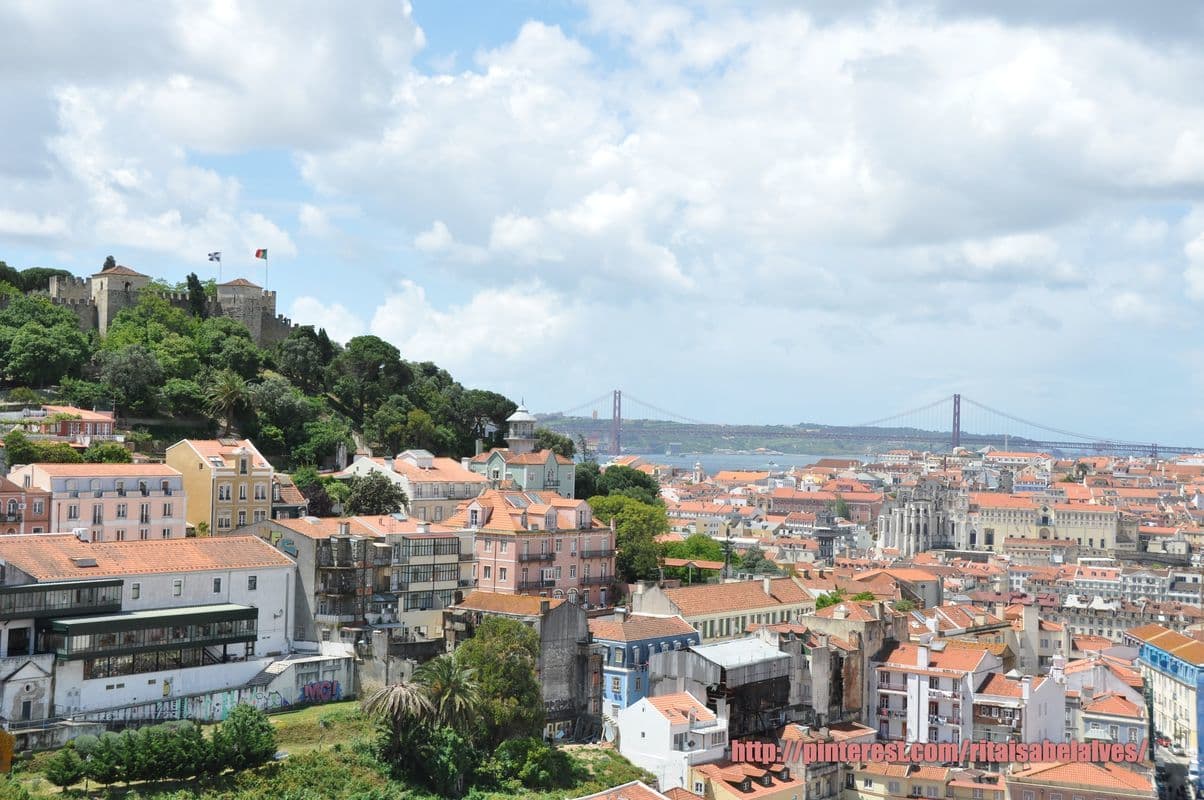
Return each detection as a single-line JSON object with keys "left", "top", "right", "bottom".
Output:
{"left": 539, "top": 601, "right": 590, "bottom": 730}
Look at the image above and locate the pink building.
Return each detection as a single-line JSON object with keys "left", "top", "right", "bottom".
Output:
{"left": 448, "top": 489, "right": 617, "bottom": 608}
{"left": 8, "top": 463, "right": 187, "bottom": 541}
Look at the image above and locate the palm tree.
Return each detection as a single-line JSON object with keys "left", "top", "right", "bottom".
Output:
{"left": 361, "top": 680, "right": 433, "bottom": 728}
{"left": 414, "top": 654, "right": 481, "bottom": 733}
{"left": 205, "top": 369, "right": 248, "bottom": 435}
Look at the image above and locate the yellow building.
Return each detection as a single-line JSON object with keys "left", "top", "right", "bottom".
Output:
{"left": 166, "top": 438, "right": 272, "bottom": 535}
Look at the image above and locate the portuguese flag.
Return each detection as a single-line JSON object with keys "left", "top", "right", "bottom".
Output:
{"left": 254, "top": 248, "right": 268, "bottom": 259}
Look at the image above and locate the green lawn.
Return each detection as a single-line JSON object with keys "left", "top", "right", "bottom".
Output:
{"left": 5, "top": 702, "right": 653, "bottom": 800}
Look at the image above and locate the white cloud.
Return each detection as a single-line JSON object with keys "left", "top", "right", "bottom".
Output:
{"left": 287, "top": 296, "right": 366, "bottom": 345}
{"left": 298, "top": 204, "right": 332, "bottom": 237}
{"left": 1185, "top": 231, "right": 1204, "bottom": 300}
{"left": 0, "top": 209, "right": 68, "bottom": 238}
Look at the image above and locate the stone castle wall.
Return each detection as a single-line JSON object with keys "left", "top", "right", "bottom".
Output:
{"left": 36, "top": 276, "right": 297, "bottom": 346}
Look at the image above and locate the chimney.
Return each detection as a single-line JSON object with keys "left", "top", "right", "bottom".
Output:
{"left": 539, "top": 599, "right": 550, "bottom": 616}
{"left": 73, "top": 527, "right": 89, "bottom": 543}
{"left": 383, "top": 456, "right": 394, "bottom": 471}
{"left": 1021, "top": 675, "right": 1032, "bottom": 702}
{"left": 475, "top": 439, "right": 485, "bottom": 456}
{"left": 338, "top": 521, "right": 350, "bottom": 536}
{"left": 917, "top": 644, "right": 929, "bottom": 667}
{"left": 461, "top": 457, "right": 471, "bottom": 470}
{"left": 615, "top": 606, "right": 627, "bottom": 621}
{"left": 763, "top": 576, "right": 772, "bottom": 596}
{"left": 416, "top": 522, "right": 430, "bottom": 534}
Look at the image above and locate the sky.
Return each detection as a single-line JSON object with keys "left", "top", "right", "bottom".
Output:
{"left": 3, "top": 1, "right": 1204, "bottom": 442}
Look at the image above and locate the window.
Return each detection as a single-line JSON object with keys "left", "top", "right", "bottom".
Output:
{"left": 239, "top": 484, "right": 247, "bottom": 501}
{"left": 218, "top": 484, "right": 231, "bottom": 501}
{"left": 218, "top": 516, "right": 231, "bottom": 530}
{"left": 570, "top": 565, "right": 577, "bottom": 578}
{"left": 33, "top": 500, "right": 43, "bottom": 515}
{"left": 248, "top": 576, "right": 258, "bottom": 591}
{"left": 556, "top": 538, "right": 563, "bottom": 552}
{"left": 163, "top": 503, "right": 173, "bottom": 517}
{"left": 484, "top": 538, "right": 491, "bottom": 551}
{"left": 889, "top": 783, "right": 900, "bottom": 795}
{"left": 67, "top": 504, "right": 79, "bottom": 520}
{"left": 172, "top": 580, "right": 183, "bottom": 597}
{"left": 500, "top": 541, "right": 508, "bottom": 553}
{"left": 139, "top": 528, "right": 149, "bottom": 540}
{"left": 254, "top": 484, "right": 267, "bottom": 501}
{"left": 115, "top": 480, "right": 125, "bottom": 496}
{"left": 116, "top": 529, "right": 125, "bottom": 541}
{"left": 131, "top": 583, "right": 140, "bottom": 600}
{"left": 483, "top": 566, "right": 492, "bottom": 579}
{"left": 615, "top": 649, "right": 625, "bottom": 665}
{"left": 864, "top": 779, "right": 873, "bottom": 788}
{"left": 139, "top": 503, "right": 150, "bottom": 524}
{"left": 162, "top": 528, "right": 171, "bottom": 539}
{"left": 1023, "top": 793, "right": 1035, "bottom": 800}
{"left": 254, "top": 509, "right": 266, "bottom": 522}
{"left": 611, "top": 677, "right": 620, "bottom": 693}
{"left": 92, "top": 504, "right": 103, "bottom": 524}
{"left": 499, "top": 567, "right": 508, "bottom": 581}
{"left": 239, "top": 458, "right": 248, "bottom": 475}
{"left": 116, "top": 503, "right": 127, "bottom": 519}
{"left": 213, "top": 578, "right": 222, "bottom": 593}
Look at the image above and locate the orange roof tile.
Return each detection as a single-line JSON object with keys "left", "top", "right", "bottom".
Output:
{"left": 454, "top": 590, "right": 564, "bottom": 616}
{"left": 0, "top": 534, "right": 293, "bottom": 579}
{"left": 589, "top": 614, "right": 697, "bottom": 643}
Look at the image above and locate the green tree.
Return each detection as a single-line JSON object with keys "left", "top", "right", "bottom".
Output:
{"left": 534, "top": 428, "right": 575, "bottom": 459}
{"left": 276, "top": 327, "right": 327, "bottom": 393}
{"left": 214, "top": 336, "right": 262, "bottom": 379}
{"left": 2, "top": 430, "right": 39, "bottom": 467}
{"left": 893, "top": 599, "right": 916, "bottom": 612}
{"left": 160, "top": 377, "right": 206, "bottom": 417}
{"left": 664, "top": 533, "right": 724, "bottom": 562}
{"left": 414, "top": 654, "right": 481, "bottom": 734}
{"left": 456, "top": 616, "right": 545, "bottom": 747}
{"left": 418, "top": 726, "right": 477, "bottom": 798}
{"left": 44, "top": 744, "right": 85, "bottom": 791}
{"left": 343, "top": 472, "right": 408, "bottom": 516}
{"left": 832, "top": 495, "right": 851, "bottom": 520}
{"left": 212, "top": 704, "right": 277, "bottom": 772}
{"left": 291, "top": 417, "right": 354, "bottom": 467}
{"left": 60, "top": 378, "right": 108, "bottom": 410}
{"left": 206, "top": 369, "right": 250, "bottom": 434}
{"left": 84, "top": 733, "right": 124, "bottom": 786}
{"left": 365, "top": 395, "right": 414, "bottom": 455}
{"left": 186, "top": 272, "right": 208, "bottom": 318}
{"left": 84, "top": 442, "right": 133, "bottom": 463}
{"left": 480, "top": 737, "right": 579, "bottom": 790}
{"left": 97, "top": 344, "right": 164, "bottom": 415}
{"left": 597, "top": 464, "right": 660, "bottom": 504}
{"left": 5, "top": 322, "right": 88, "bottom": 386}
{"left": 575, "top": 461, "right": 600, "bottom": 498}
{"left": 816, "top": 589, "right": 845, "bottom": 609}
{"left": 737, "top": 544, "right": 780, "bottom": 576}
{"left": 327, "top": 335, "right": 410, "bottom": 425}
{"left": 103, "top": 255, "right": 117, "bottom": 271}
{"left": 589, "top": 495, "right": 668, "bottom": 582}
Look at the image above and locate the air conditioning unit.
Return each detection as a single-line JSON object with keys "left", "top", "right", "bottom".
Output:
{"left": 18, "top": 504, "right": 25, "bottom": 510}
{"left": 687, "top": 739, "right": 697, "bottom": 748}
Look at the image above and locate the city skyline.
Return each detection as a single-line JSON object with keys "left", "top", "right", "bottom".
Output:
{"left": 3, "top": 2, "right": 1204, "bottom": 441}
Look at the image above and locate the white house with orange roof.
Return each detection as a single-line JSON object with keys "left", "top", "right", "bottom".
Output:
{"left": 971, "top": 671, "right": 1065, "bottom": 744}
{"left": 1078, "top": 691, "right": 1147, "bottom": 745}
{"left": 9, "top": 463, "right": 187, "bottom": 541}
{"left": 617, "top": 691, "right": 728, "bottom": 791}
{"left": 874, "top": 640, "right": 1002, "bottom": 744}
{"left": 467, "top": 405, "right": 576, "bottom": 497}
{"left": 336, "top": 449, "right": 487, "bottom": 523}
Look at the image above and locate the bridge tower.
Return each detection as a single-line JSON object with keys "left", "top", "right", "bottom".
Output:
{"left": 611, "top": 390, "right": 622, "bottom": 456}
{"left": 952, "top": 394, "right": 961, "bottom": 450}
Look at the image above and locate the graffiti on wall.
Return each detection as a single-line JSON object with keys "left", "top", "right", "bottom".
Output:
{"left": 300, "top": 680, "right": 342, "bottom": 704}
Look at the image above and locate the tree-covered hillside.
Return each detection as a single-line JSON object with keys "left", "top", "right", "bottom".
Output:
{"left": 0, "top": 263, "right": 519, "bottom": 469}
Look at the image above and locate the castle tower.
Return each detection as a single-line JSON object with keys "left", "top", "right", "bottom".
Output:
{"left": 91, "top": 264, "right": 151, "bottom": 334}
{"left": 505, "top": 405, "right": 537, "bottom": 455}
{"left": 216, "top": 278, "right": 274, "bottom": 343}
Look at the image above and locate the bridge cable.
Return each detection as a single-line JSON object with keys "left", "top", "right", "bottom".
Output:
{"left": 853, "top": 396, "right": 951, "bottom": 430}
{"left": 960, "top": 396, "right": 1146, "bottom": 446}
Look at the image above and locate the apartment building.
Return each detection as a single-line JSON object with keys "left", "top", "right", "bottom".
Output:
{"left": 631, "top": 577, "right": 818, "bottom": 642}
{"left": 875, "top": 641, "right": 1002, "bottom": 744}
{"left": 337, "top": 449, "right": 487, "bottom": 523}
{"left": 842, "top": 763, "right": 1006, "bottom": 800}
{"left": 968, "top": 494, "right": 1120, "bottom": 554}
{"left": 0, "top": 475, "right": 50, "bottom": 535}
{"left": 450, "top": 488, "right": 616, "bottom": 607}
{"left": 8, "top": 463, "right": 185, "bottom": 541}
{"left": 166, "top": 438, "right": 272, "bottom": 534}
{"left": 589, "top": 611, "right": 699, "bottom": 719}
{"left": 239, "top": 515, "right": 474, "bottom": 643}
{"left": 971, "top": 672, "right": 1065, "bottom": 744}
{"left": 467, "top": 406, "right": 575, "bottom": 498}
{"left": 0, "top": 533, "right": 295, "bottom": 740}
{"left": 1126, "top": 623, "right": 1204, "bottom": 777}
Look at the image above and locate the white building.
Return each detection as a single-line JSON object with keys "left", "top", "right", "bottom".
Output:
{"left": 971, "top": 671, "right": 1066, "bottom": 744}
{"left": 875, "top": 641, "right": 1001, "bottom": 743}
{"left": 0, "top": 533, "right": 296, "bottom": 730}
{"left": 617, "top": 691, "right": 728, "bottom": 791}
{"left": 335, "top": 449, "right": 486, "bottom": 523}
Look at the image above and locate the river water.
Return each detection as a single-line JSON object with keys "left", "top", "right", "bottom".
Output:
{"left": 627, "top": 452, "right": 860, "bottom": 474}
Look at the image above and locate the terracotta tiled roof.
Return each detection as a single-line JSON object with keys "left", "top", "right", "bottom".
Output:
{"left": 175, "top": 439, "right": 271, "bottom": 469}
{"left": 1009, "top": 762, "right": 1153, "bottom": 792}
{"left": 589, "top": 613, "right": 696, "bottom": 643}
{"left": 647, "top": 692, "right": 715, "bottom": 724}
{"left": 662, "top": 577, "right": 813, "bottom": 617}
{"left": 41, "top": 405, "right": 115, "bottom": 422}
{"left": 27, "top": 463, "right": 181, "bottom": 477}
{"left": 1082, "top": 692, "right": 1145, "bottom": 719}
{"left": 469, "top": 448, "right": 573, "bottom": 466}
{"left": 454, "top": 590, "right": 563, "bottom": 616}
{"left": 976, "top": 673, "right": 1045, "bottom": 697}
{"left": 271, "top": 515, "right": 456, "bottom": 540}
{"left": 218, "top": 278, "right": 261, "bottom": 288}
{"left": 0, "top": 534, "right": 294, "bottom": 580}
{"left": 570, "top": 781, "right": 671, "bottom": 800}
{"left": 94, "top": 264, "right": 146, "bottom": 277}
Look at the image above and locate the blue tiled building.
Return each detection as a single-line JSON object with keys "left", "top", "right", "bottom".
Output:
{"left": 1126, "top": 623, "right": 1204, "bottom": 786}
{"left": 589, "top": 612, "right": 700, "bottom": 719}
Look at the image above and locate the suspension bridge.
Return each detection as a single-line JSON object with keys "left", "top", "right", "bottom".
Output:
{"left": 537, "top": 390, "right": 1204, "bottom": 458}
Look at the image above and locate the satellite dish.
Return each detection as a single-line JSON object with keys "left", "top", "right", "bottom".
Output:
{"left": 688, "top": 740, "right": 697, "bottom": 748}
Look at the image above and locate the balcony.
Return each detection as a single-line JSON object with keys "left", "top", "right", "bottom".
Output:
{"left": 519, "top": 579, "right": 556, "bottom": 590}
{"left": 580, "top": 549, "right": 616, "bottom": 559}
{"left": 2, "top": 513, "right": 21, "bottom": 523}
{"left": 458, "top": 552, "right": 474, "bottom": 561}
{"left": 878, "top": 682, "right": 907, "bottom": 694}
{"left": 458, "top": 578, "right": 476, "bottom": 588}
{"left": 927, "top": 687, "right": 957, "bottom": 700}
{"left": 315, "top": 613, "right": 357, "bottom": 625}
{"left": 581, "top": 575, "right": 613, "bottom": 586}
{"left": 0, "top": 580, "right": 123, "bottom": 620}
{"left": 518, "top": 552, "right": 554, "bottom": 563}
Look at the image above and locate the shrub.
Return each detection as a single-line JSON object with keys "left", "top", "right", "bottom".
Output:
{"left": 43, "top": 745, "right": 84, "bottom": 790}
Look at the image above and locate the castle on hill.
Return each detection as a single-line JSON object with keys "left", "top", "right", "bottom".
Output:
{"left": 42, "top": 263, "right": 295, "bottom": 346}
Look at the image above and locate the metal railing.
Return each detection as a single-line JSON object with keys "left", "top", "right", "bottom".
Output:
{"left": 518, "top": 552, "right": 554, "bottom": 562}
{"left": 580, "top": 549, "right": 616, "bottom": 559}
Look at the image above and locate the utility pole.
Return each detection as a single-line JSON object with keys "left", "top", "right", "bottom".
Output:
{"left": 952, "top": 394, "right": 961, "bottom": 450}
{"left": 611, "top": 389, "right": 622, "bottom": 456}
